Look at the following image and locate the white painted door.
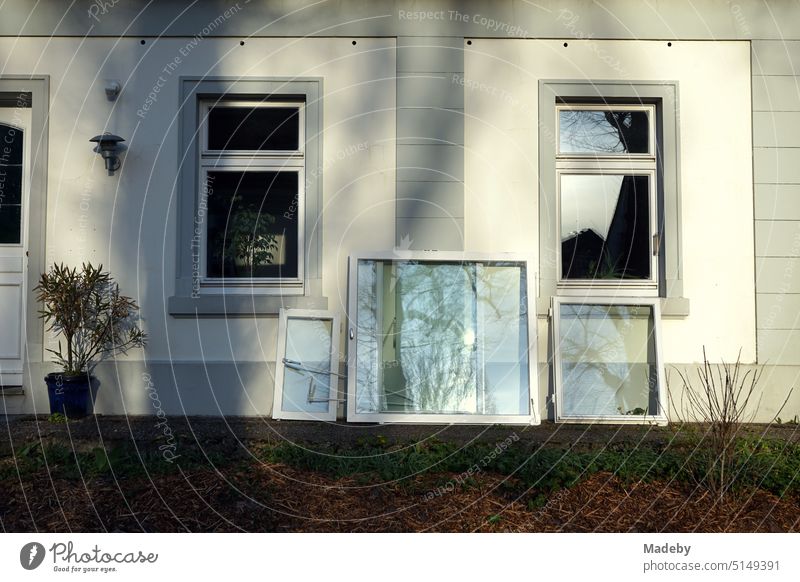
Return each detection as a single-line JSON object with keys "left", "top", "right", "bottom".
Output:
{"left": 0, "top": 106, "right": 31, "bottom": 388}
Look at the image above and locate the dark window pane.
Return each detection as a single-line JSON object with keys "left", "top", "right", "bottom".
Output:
{"left": 559, "top": 110, "right": 649, "bottom": 154}
{"left": 0, "top": 204, "right": 21, "bottom": 244}
{"left": 206, "top": 171, "right": 298, "bottom": 279}
{"left": 207, "top": 106, "right": 299, "bottom": 151}
{"left": 0, "top": 124, "right": 23, "bottom": 164}
{"left": 561, "top": 174, "right": 650, "bottom": 280}
{"left": 0, "top": 165, "right": 22, "bottom": 205}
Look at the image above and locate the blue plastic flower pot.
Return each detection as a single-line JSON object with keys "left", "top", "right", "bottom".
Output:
{"left": 45, "top": 372, "right": 94, "bottom": 418}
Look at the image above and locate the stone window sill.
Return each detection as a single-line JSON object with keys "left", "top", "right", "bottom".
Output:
{"left": 168, "top": 294, "right": 328, "bottom": 317}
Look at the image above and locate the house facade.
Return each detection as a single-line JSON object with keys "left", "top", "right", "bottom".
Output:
{"left": 0, "top": 0, "right": 798, "bottom": 424}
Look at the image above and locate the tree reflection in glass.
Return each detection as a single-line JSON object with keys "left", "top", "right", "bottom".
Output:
{"left": 355, "top": 259, "right": 530, "bottom": 416}
{"left": 559, "top": 109, "right": 649, "bottom": 154}
{"left": 558, "top": 303, "right": 659, "bottom": 417}
{"left": 560, "top": 174, "right": 650, "bottom": 280}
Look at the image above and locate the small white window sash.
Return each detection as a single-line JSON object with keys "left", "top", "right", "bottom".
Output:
{"left": 199, "top": 100, "right": 305, "bottom": 159}
{"left": 273, "top": 308, "right": 341, "bottom": 421}
{"left": 555, "top": 103, "right": 656, "bottom": 160}
{"left": 551, "top": 296, "right": 667, "bottom": 425}
{"left": 555, "top": 168, "right": 659, "bottom": 295}
{"left": 196, "top": 165, "right": 305, "bottom": 292}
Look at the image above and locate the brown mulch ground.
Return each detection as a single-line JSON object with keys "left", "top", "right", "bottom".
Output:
{"left": 2, "top": 464, "right": 798, "bottom": 532}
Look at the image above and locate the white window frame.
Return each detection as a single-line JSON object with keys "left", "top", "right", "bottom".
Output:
{"left": 198, "top": 99, "right": 306, "bottom": 295}
{"left": 551, "top": 296, "right": 667, "bottom": 425}
{"left": 273, "top": 308, "right": 340, "bottom": 421}
{"left": 555, "top": 103, "right": 659, "bottom": 296}
{"left": 346, "top": 251, "right": 540, "bottom": 425}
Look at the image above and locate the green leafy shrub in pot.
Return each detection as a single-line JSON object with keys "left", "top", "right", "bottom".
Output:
{"left": 35, "top": 263, "right": 146, "bottom": 418}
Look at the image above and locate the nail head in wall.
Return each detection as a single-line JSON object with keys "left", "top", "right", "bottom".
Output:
{"left": 667, "top": 42, "right": 672, "bottom": 46}
{"left": 140, "top": 39, "right": 145, "bottom": 45}
{"left": 466, "top": 40, "right": 472, "bottom": 45}
{"left": 563, "top": 42, "right": 568, "bottom": 47}
{"left": 240, "top": 40, "right": 245, "bottom": 46}
{"left": 352, "top": 40, "right": 357, "bottom": 45}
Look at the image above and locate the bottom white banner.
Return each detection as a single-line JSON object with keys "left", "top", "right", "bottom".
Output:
{"left": 0, "top": 533, "right": 796, "bottom": 581}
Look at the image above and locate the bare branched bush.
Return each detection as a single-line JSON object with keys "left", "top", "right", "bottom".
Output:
{"left": 670, "top": 347, "right": 791, "bottom": 503}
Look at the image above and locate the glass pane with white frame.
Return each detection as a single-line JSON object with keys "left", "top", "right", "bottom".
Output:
{"left": 281, "top": 317, "right": 334, "bottom": 414}
{"left": 205, "top": 170, "right": 299, "bottom": 279}
{"left": 555, "top": 299, "right": 664, "bottom": 420}
{"left": 273, "top": 309, "right": 339, "bottom": 421}
{"left": 560, "top": 174, "right": 652, "bottom": 281}
{"left": 558, "top": 107, "right": 651, "bottom": 155}
{"left": 354, "top": 258, "right": 532, "bottom": 417}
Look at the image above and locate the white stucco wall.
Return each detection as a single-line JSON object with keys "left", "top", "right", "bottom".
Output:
{"left": 463, "top": 39, "right": 756, "bottom": 365}
{"left": 0, "top": 36, "right": 396, "bottom": 376}
{"left": 2, "top": 35, "right": 772, "bottom": 420}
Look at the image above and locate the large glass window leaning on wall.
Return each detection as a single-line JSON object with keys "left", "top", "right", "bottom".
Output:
{"left": 348, "top": 254, "right": 538, "bottom": 424}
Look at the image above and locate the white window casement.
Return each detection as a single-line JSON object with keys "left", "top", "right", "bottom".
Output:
{"left": 551, "top": 296, "right": 667, "bottom": 425}
{"left": 198, "top": 100, "right": 305, "bottom": 294}
{"left": 170, "top": 78, "right": 324, "bottom": 317}
{"left": 538, "top": 81, "right": 686, "bottom": 314}
{"left": 273, "top": 308, "right": 341, "bottom": 421}
{"left": 556, "top": 104, "right": 659, "bottom": 296}
{"left": 347, "top": 251, "right": 539, "bottom": 425}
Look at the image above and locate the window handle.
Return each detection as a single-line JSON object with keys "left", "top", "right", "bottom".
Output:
{"left": 652, "top": 232, "right": 661, "bottom": 256}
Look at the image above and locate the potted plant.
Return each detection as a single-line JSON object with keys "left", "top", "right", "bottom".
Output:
{"left": 35, "top": 263, "right": 146, "bottom": 418}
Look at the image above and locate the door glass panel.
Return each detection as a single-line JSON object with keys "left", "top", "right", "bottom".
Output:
{"left": 0, "top": 205, "right": 21, "bottom": 243}
{"left": 280, "top": 317, "right": 334, "bottom": 414}
{"left": 557, "top": 303, "right": 659, "bottom": 417}
{"left": 0, "top": 123, "right": 23, "bottom": 244}
{"left": 207, "top": 106, "right": 300, "bottom": 151}
{"left": 560, "top": 174, "right": 650, "bottom": 280}
{"left": 205, "top": 171, "right": 298, "bottom": 279}
{"left": 0, "top": 166, "right": 21, "bottom": 205}
{"left": 355, "top": 259, "right": 530, "bottom": 416}
{"left": 0, "top": 124, "right": 23, "bottom": 164}
{"left": 559, "top": 109, "right": 650, "bottom": 154}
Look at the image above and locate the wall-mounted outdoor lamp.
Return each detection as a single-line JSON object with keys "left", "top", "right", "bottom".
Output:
{"left": 105, "top": 80, "right": 122, "bottom": 101}
{"left": 90, "top": 133, "right": 125, "bottom": 175}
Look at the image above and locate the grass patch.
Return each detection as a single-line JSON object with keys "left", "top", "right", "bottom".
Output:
{"left": 2, "top": 435, "right": 798, "bottom": 501}
{"left": 0, "top": 439, "right": 230, "bottom": 481}
{"left": 254, "top": 436, "right": 800, "bottom": 499}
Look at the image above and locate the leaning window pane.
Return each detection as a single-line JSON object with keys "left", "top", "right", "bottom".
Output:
{"left": 281, "top": 318, "right": 333, "bottom": 414}
{"left": 205, "top": 171, "right": 298, "bottom": 279}
{"left": 355, "top": 259, "right": 530, "bottom": 416}
{"left": 557, "top": 303, "right": 659, "bottom": 417}
{"left": 559, "top": 109, "right": 649, "bottom": 154}
{"left": 560, "top": 174, "right": 651, "bottom": 280}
